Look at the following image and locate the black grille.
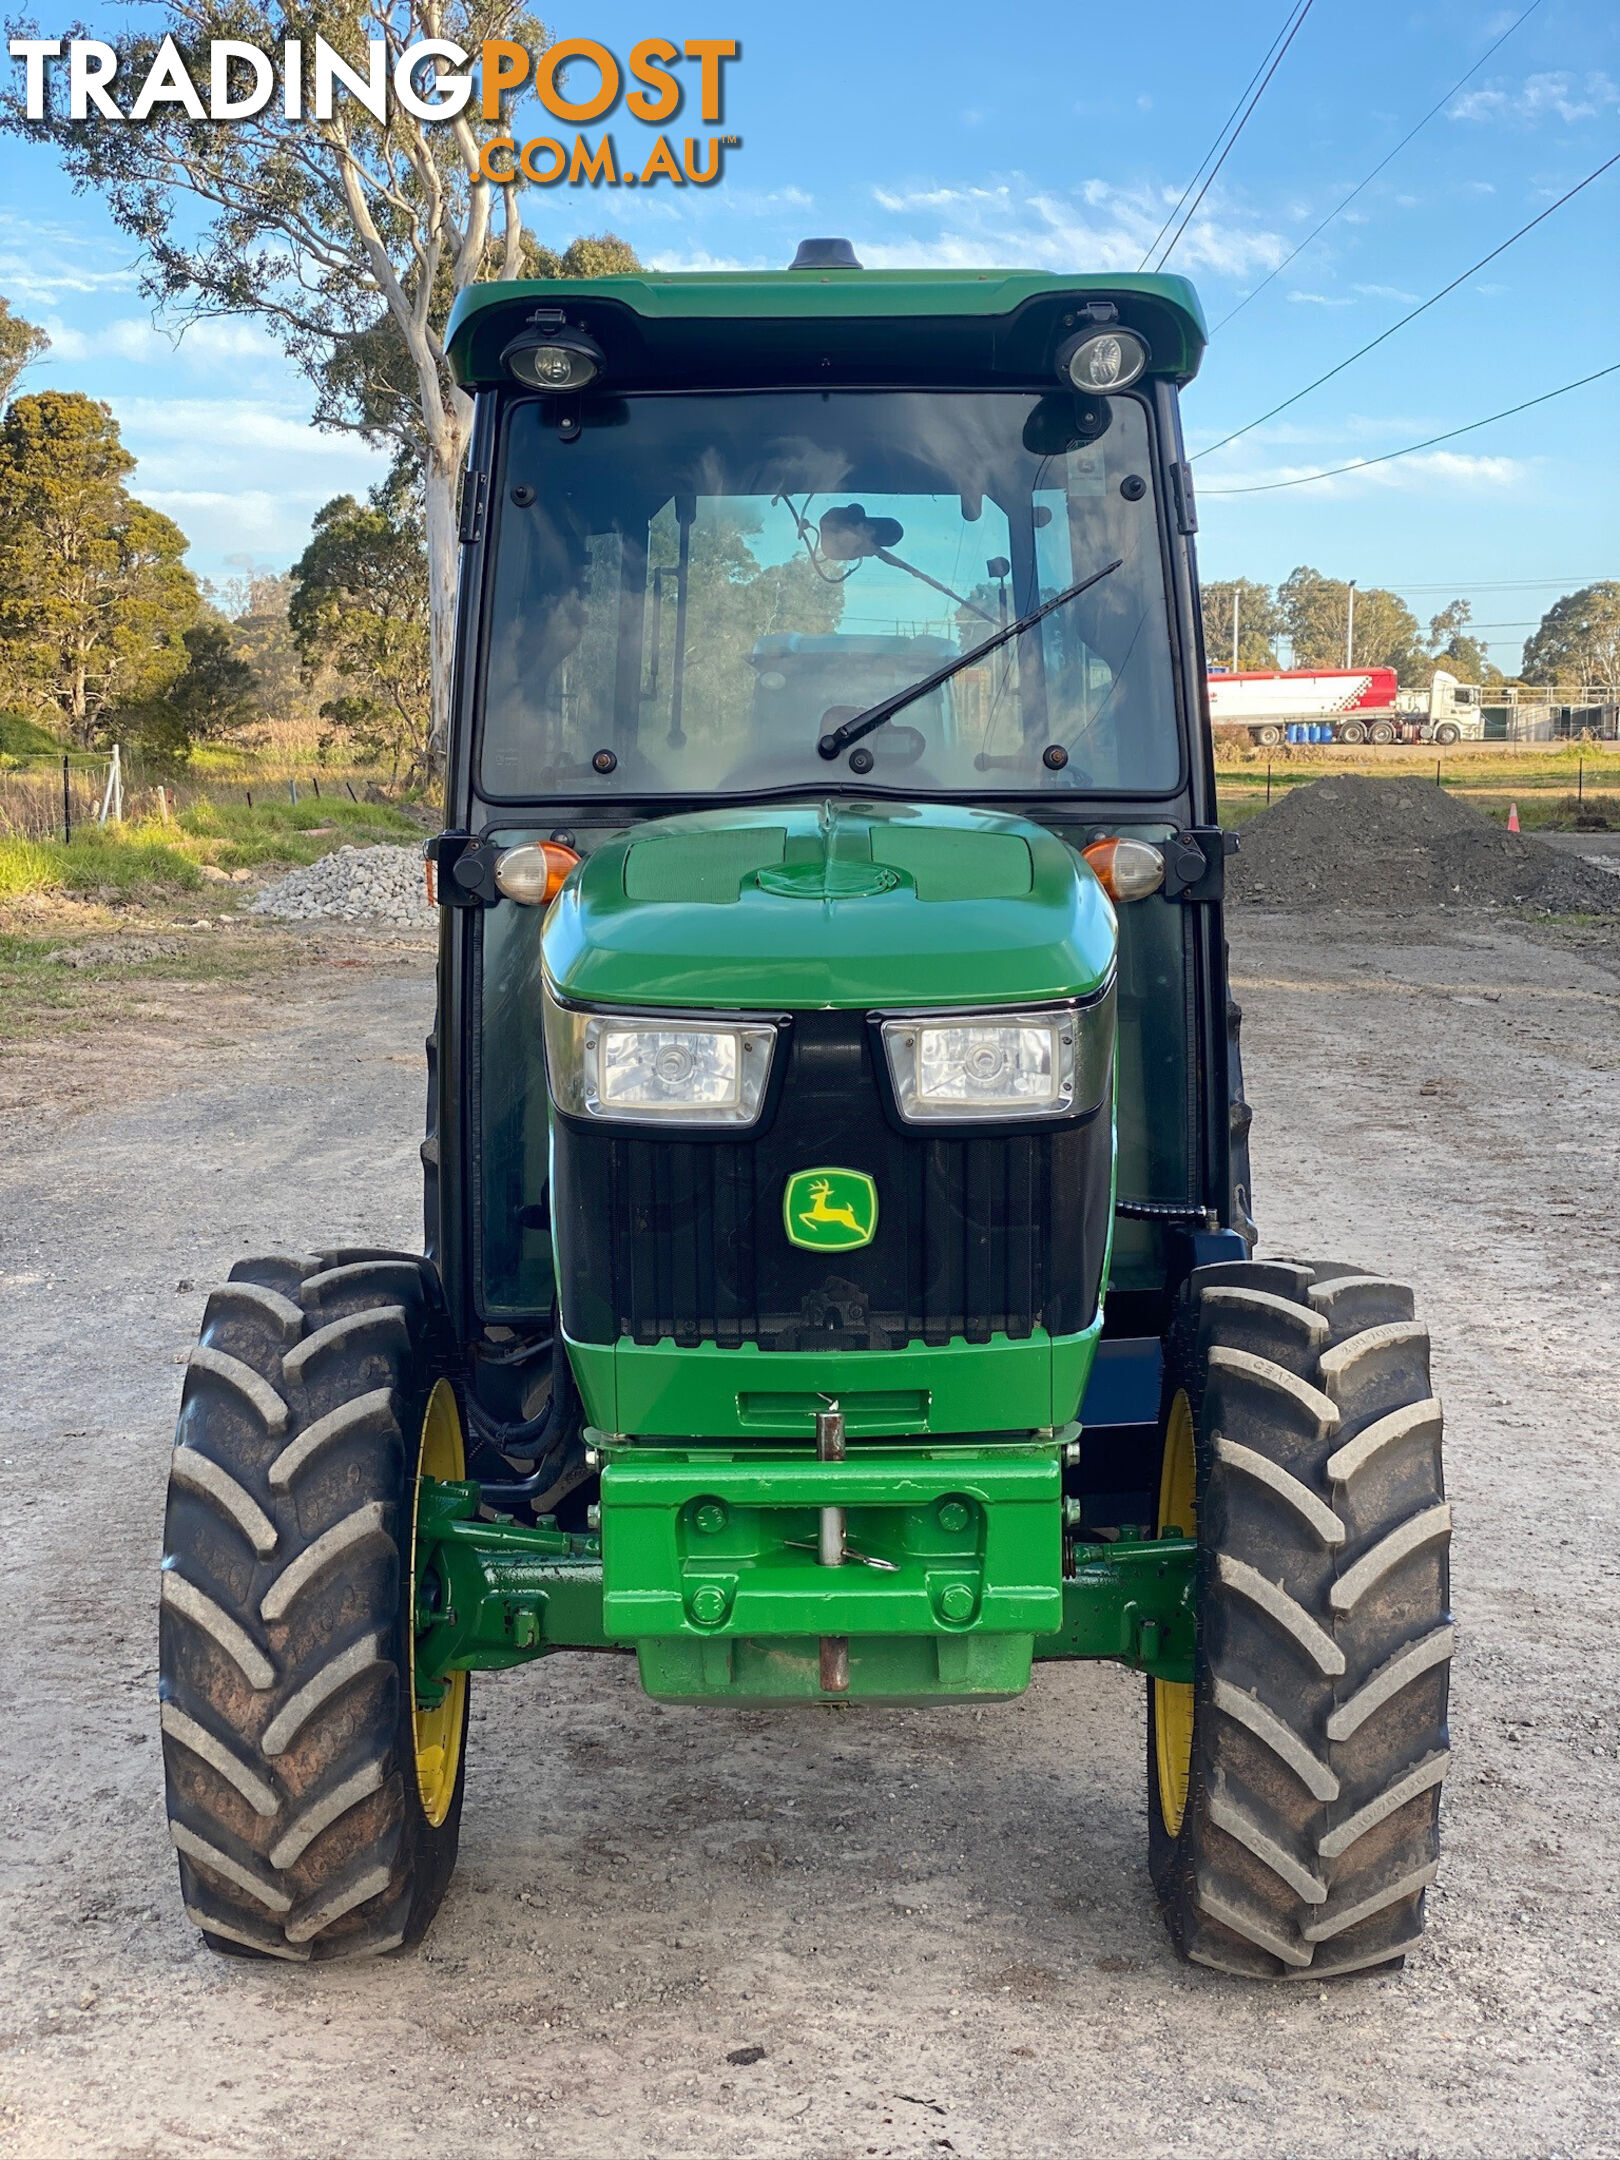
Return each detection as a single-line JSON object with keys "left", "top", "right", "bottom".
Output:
{"left": 551, "top": 1011, "right": 1112, "bottom": 1350}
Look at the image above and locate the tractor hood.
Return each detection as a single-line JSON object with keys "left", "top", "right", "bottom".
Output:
{"left": 541, "top": 802, "right": 1116, "bottom": 1011}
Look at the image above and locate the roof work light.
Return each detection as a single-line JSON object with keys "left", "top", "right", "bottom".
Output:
{"left": 501, "top": 324, "right": 605, "bottom": 392}
{"left": 1057, "top": 327, "right": 1150, "bottom": 393}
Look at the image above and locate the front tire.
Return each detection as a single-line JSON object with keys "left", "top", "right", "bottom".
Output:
{"left": 159, "top": 1250, "right": 467, "bottom": 1961}
{"left": 1149, "top": 1259, "right": 1452, "bottom": 1978}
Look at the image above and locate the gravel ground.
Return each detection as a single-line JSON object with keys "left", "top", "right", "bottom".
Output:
{"left": 1, "top": 909, "right": 1617, "bottom": 2159}
{"left": 250, "top": 844, "right": 434, "bottom": 926}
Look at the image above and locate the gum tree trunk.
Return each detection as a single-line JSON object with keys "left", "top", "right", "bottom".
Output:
{"left": 422, "top": 437, "right": 466, "bottom": 785}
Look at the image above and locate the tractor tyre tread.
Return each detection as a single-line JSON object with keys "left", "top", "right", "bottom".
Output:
{"left": 160, "top": 1249, "right": 460, "bottom": 1963}
{"left": 1150, "top": 1257, "right": 1451, "bottom": 1979}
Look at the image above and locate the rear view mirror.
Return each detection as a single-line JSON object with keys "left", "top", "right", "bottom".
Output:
{"left": 1021, "top": 396, "right": 1112, "bottom": 456}
{"left": 818, "top": 503, "right": 906, "bottom": 561}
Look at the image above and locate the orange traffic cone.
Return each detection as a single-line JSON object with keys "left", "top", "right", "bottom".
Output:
{"left": 1507, "top": 802, "right": 1520, "bottom": 832}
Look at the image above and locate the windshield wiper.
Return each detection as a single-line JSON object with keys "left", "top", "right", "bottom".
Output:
{"left": 815, "top": 557, "right": 1124, "bottom": 762}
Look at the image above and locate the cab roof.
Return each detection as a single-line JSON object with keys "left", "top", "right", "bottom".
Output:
{"left": 445, "top": 268, "right": 1207, "bottom": 393}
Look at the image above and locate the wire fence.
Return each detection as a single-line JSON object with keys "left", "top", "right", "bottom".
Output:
{"left": 0, "top": 746, "right": 378, "bottom": 841}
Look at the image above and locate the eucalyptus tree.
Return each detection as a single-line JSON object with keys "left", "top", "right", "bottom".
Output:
{"left": 4, "top": 6, "right": 635, "bottom": 767}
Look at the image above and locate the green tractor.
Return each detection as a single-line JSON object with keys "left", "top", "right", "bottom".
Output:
{"left": 159, "top": 243, "right": 1451, "bottom": 1975}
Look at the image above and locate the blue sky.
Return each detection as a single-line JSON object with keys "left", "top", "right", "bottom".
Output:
{"left": 2, "top": 1, "right": 1616, "bottom": 668}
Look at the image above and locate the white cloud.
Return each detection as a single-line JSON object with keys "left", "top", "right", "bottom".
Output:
{"left": 642, "top": 247, "right": 769, "bottom": 273}
{"left": 0, "top": 214, "right": 141, "bottom": 305}
{"left": 37, "top": 314, "right": 285, "bottom": 370}
{"left": 115, "top": 397, "right": 377, "bottom": 461}
{"left": 1198, "top": 448, "right": 1527, "bottom": 499}
{"left": 0, "top": 253, "right": 139, "bottom": 305}
{"left": 862, "top": 175, "right": 1287, "bottom": 278}
{"left": 1450, "top": 70, "right": 1619, "bottom": 125}
{"left": 87, "top": 393, "right": 392, "bottom": 567}
{"left": 1353, "top": 282, "right": 1420, "bottom": 302}
{"left": 1287, "top": 291, "right": 1354, "bottom": 307}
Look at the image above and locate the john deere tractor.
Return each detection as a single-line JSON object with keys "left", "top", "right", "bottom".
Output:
{"left": 159, "top": 243, "right": 1452, "bottom": 1975}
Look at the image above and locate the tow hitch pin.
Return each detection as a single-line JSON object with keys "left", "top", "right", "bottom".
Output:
{"left": 785, "top": 1538, "right": 898, "bottom": 1572}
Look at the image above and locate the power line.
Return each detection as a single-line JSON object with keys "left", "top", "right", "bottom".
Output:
{"left": 1153, "top": 0, "right": 1318, "bottom": 272}
{"left": 1191, "top": 146, "right": 1620, "bottom": 461}
{"left": 1200, "top": 357, "right": 1620, "bottom": 493}
{"left": 1137, "top": 0, "right": 1310, "bottom": 273}
{"left": 1212, "top": 0, "right": 1545, "bottom": 332}
{"left": 1373, "top": 578, "right": 1611, "bottom": 592}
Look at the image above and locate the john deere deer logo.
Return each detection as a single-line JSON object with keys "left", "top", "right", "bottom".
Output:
{"left": 783, "top": 1167, "right": 879, "bottom": 1252}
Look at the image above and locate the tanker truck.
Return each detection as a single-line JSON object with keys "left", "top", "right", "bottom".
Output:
{"left": 1209, "top": 666, "right": 1482, "bottom": 747}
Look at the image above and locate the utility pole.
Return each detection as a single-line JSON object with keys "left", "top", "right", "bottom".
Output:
{"left": 1345, "top": 581, "right": 1357, "bottom": 669}
{"left": 1231, "top": 587, "right": 1241, "bottom": 672}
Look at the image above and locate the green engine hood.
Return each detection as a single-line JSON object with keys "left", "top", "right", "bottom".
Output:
{"left": 542, "top": 802, "right": 1116, "bottom": 1010}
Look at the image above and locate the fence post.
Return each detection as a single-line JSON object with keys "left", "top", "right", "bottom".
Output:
{"left": 98, "top": 755, "right": 117, "bottom": 826}
{"left": 288, "top": 777, "right": 298, "bottom": 805}
{"left": 112, "top": 741, "right": 123, "bottom": 823}
{"left": 62, "top": 754, "right": 71, "bottom": 844}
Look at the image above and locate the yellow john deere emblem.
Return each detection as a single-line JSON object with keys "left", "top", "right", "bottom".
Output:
{"left": 784, "top": 1167, "right": 879, "bottom": 1252}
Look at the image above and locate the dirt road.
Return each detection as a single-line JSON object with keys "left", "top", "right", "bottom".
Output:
{"left": 1, "top": 910, "right": 1617, "bottom": 2160}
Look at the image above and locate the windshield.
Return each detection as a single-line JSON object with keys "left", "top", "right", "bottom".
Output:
{"left": 479, "top": 389, "right": 1180, "bottom": 799}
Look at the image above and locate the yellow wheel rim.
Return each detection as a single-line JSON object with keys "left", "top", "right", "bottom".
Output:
{"left": 1153, "top": 1387, "right": 1197, "bottom": 1839}
{"left": 409, "top": 1379, "right": 468, "bottom": 1829}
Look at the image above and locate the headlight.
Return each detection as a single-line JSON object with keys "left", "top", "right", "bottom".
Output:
{"left": 879, "top": 987, "right": 1114, "bottom": 1125}
{"left": 544, "top": 984, "right": 778, "bottom": 1127}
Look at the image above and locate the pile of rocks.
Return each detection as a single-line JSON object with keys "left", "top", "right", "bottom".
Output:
{"left": 249, "top": 844, "right": 434, "bottom": 926}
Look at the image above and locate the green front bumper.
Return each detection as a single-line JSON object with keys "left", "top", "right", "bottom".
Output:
{"left": 564, "top": 1317, "right": 1103, "bottom": 1441}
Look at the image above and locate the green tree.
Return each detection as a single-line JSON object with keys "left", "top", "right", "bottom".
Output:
{"left": 125, "top": 620, "right": 258, "bottom": 766}
{"left": 1426, "top": 600, "right": 1497, "bottom": 686}
{"left": 1201, "top": 578, "right": 1280, "bottom": 670}
{"left": 0, "top": 295, "right": 47, "bottom": 408}
{"left": 211, "top": 572, "right": 321, "bottom": 727}
{"left": 290, "top": 468, "right": 432, "bottom": 785}
{"left": 1521, "top": 583, "right": 1620, "bottom": 693}
{"left": 5, "top": 8, "right": 639, "bottom": 769}
{"left": 0, "top": 390, "right": 199, "bottom": 742}
{"left": 1277, "top": 566, "right": 1426, "bottom": 676}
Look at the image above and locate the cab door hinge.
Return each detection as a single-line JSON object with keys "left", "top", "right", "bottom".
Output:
{"left": 1170, "top": 460, "right": 1198, "bottom": 535}
{"left": 458, "top": 469, "right": 490, "bottom": 546}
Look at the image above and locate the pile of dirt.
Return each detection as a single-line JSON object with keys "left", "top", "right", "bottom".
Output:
{"left": 1228, "top": 776, "right": 1620, "bottom": 914}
